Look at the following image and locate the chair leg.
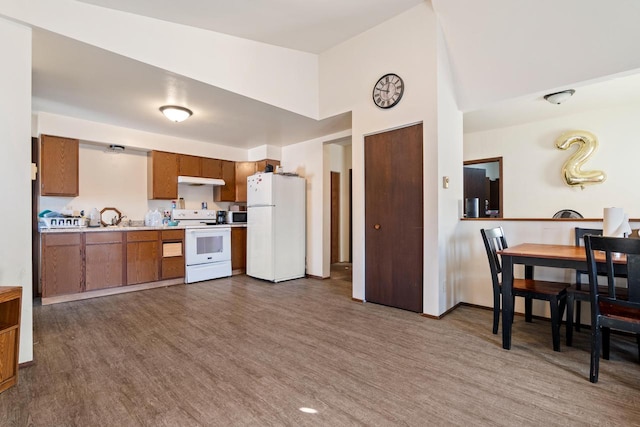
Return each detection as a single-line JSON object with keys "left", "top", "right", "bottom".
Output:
{"left": 525, "top": 297, "right": 533, "bottom": 323}
{"left": 603, "top": 327, "right": 611, "bottom": 360}
{"left": 590, "top": 322, "right": 601, "bottom": 383}
{"left": 575, "top": 300, "right": 582, "bottom": 332}
{"left": 566, "top": 294, "right": 574, "bottom": 346}
{"left": 549, "top": 297, "right": 561, "bottom": 352}
{"left": 493, "top": 291, "right": 500, "bottom": 335}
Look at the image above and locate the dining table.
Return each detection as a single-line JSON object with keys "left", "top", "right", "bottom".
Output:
{"left": 496, "top": 243, "right": 627, "bottom": 350}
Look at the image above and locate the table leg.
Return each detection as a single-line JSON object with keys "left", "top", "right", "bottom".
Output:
{"left": 502, "top": 255, "right": 514, "bottom": 350}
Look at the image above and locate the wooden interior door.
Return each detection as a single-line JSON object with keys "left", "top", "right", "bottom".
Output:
{"left": 331, "top": 172, "right": 340, "bottom": 264}
{"left": 365, "top": 123, "right": 423, "bottom": 313}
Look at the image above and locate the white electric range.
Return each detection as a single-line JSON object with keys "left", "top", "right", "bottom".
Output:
{"left": 172, "top": 209, "right": 231, "bottom": 283}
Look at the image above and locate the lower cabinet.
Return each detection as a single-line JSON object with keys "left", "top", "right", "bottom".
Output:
{"left": 41, "top": 229, "right": 186, "bottom": 300}
{"left": 0, "top": 286, "right": 21, "bottom": 394}
{"left": 42, "top": 233, "right": 83, "bottom": 298}
{"left": 85, "top": 232, "right": 125, "bottom": 290}
{"left": 126, "top": 231, "right": 160, "bottom": 285}
{"left": 231, "top": 227, "right": 247, "bottom": 272}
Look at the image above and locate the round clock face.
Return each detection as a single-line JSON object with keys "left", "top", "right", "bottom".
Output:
{"left": 372, "top": 73, "right": 404, "bottom": 109}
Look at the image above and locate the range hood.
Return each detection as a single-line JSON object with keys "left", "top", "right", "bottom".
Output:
{"left": 178, "top": 176, "right": 225, "bottom": 186}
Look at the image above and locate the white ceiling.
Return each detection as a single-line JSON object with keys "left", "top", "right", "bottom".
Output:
{"left": 30, "top": 0, "right": 640, "bottom": 147}
{"left": 74, "top": 0, "right": 425, "bottom": 54}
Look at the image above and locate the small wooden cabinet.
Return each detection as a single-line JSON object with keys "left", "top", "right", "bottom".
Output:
{"left": 231, "top": 227, "right": 247, "bottom": 272}
{"left": 178, "top": 154, "right": 202, "bottom": 177}
{"left": 0, "top": 286, "right": 21, "bottom": 394}
{"left": 255, "top": 159, "right": 280, "bottom": 173}
{"left": 202, "top": 158, "right": 223, "bottom": 179}
{"left": 216, "top": 160, "right": 237, "bottom": 202}
{"left": 148, "top": 151, "right": 178, "bottom": 200}
{"left": 235, "top": 162, "right": 257, "bottom": 203}
{"left": 126, "top": 231, "right": 160, "bottom": 285}
{"left": 85, "top": 232, "right": 125, "bottom": 291}
{"left": 42, "top": 233, "right": 83, "bottom": 298}
{"left": 160, "top": 229, "right": 185, "bottom": 280}
{"left": 40, "top": 135, "right": 79, "bottom": 196}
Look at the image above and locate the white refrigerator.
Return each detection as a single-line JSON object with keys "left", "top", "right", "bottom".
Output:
{"left": 246, "top": 173, "right": 306, "bottom": 282}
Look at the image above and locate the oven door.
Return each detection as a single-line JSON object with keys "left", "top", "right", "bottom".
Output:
{"left": 185, "top": 228, "right": 231, "bottom": 266}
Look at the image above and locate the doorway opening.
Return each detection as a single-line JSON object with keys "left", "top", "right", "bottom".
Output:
{"left": 463, "top": 157, "right": 503, "bottom": 218}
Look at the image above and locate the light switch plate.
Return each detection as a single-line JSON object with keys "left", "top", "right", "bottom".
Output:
{"left": 443, "top": 176, "right": 449, "bottom": 189}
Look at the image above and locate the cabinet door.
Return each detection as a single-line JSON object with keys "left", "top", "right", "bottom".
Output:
{"left": 85, "top": 232, "right": 125, "bottom": 291}
{"left": 178, "top": 154, "right": 202, "bottom": 177}
{"left": 40, "top": 135, "right": 79, "bottom": 196}
{"left": 42, "top": 233, "right": 83, "bottom": 297}
{"left": 201, "top": 158, "right": 222, "bottom": 179}
{"left": 127, "top": 241, "right": 159, "bottom": 285}
{"left": 216, "top": 160, "right": 236, "bottom": 202}
{"left": 148, "top": 151, "right": 178, "bottom": 200}
{"left": 231, "top": 227, "right": 247, "bottom": 271}
{"left": 235, "top": 162, "right": 257, "bottom": 202}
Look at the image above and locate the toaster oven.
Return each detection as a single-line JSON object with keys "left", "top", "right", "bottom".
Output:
{"left": 227, "top": 211, "right": 247, "bottom": 224}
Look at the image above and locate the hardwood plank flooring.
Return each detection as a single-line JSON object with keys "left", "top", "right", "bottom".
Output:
{"left": 1, "top": 275, "right": 639, "bottom": 426}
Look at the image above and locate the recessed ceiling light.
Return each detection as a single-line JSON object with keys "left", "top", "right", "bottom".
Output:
{"left": 159, "top": 105, "right": 193, "bottom": 122}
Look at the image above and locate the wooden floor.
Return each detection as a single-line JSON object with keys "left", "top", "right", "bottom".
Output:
{"left": 1, "top": 273, "right": 639, "bottom": 426}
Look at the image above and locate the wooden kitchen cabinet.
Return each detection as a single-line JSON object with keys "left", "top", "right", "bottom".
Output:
{"left": 235, "top": 162, "right": 257, "bottom": 202}
{"left": 148, "top": 150, "right": 178, "bottom": 200}
{"left": 160, "top": 229, "right": 184, "bottom": 280}
{"left": 42, "top": 233, "right": 83, "bottom": 297}
{"left": 201, "top": 158, "right": 223, "bottom": 179}
{"left": 255, "top": 159, "right": 280, "bottom": 173}
{"left": 126, "top": 231, "right": 160, "bottom": 285}
{"left": 231, "top": 227, "right": 247, "bottom": 272}
{"left": 85, "top": 232, "right": 125, "bottom": 291}
{"left": 0, "top": 286, "right": 21, "bottom": 394}
{"left": 216, "top": 160, "right": 237, "bottom": 202}
{"left": 40, "top": 135, "right": 79, "bottom": 196}
{"left": 178, "top": 154, "right": 202, "bottom": 177}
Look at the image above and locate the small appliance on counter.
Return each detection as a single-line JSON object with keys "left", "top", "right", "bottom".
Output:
{"left": 227, "top": 211, "right": 247, "bottom": 224}
{"left": 216, "top": 210, "right": 227, "bottom": 224}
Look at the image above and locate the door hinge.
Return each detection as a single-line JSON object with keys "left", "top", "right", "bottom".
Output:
{"left": 31, "top": 163, "right": 37, "bottom": 181}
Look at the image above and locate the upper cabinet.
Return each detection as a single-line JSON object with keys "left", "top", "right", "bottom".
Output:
{"left": 234, "top": 162, "right": 257, "bottom": 203}
{"left": 178, "top": 154, "right": 202, "bottom": 177}
{"left": 40, "top": 135, "right": 79, "bottom": 196}
{"left": 148, "top": 151, "right": 178, "bottom": 200}
{"left": 255, "top": 159, "right": 280, "bottom": 173}
{"left": 201, "top": 158, "right": 223, "bottom": 179}
{"left": 216, "top": 160, "right": 236, "bottom": 202}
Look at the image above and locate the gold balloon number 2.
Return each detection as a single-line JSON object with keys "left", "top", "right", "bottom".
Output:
{"left": 555, "top": 130, "right": 606, "bottom": 189}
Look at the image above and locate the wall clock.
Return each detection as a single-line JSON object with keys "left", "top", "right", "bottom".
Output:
{"left": 372, "top": 73, "right": 404, "bottom": 109}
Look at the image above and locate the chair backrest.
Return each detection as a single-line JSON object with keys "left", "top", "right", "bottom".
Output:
{"left": 480, "top": 227, "right": 508, "bottom": 291}
{"left": 575, "top": 227, "right": 603, "bottom": 287}
{"left": 584, "top": 235, "right": 640, "bottom": 317}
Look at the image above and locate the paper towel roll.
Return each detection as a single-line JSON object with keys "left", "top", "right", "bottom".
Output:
{"left": 603, "top": 207, "right": 631, "bottom": 237}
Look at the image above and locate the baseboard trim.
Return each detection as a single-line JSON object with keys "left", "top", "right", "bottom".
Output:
{"left": 19, "top": 360, "right": 35, "bottom": 369}
{"left": 41, "top": 278, "right": 185, "bottom": 305}
{"left": 351, "top": 297, "right": 363, "bottom": 303}
{"left": 421, "top": 302, "right": 462, "bottom": 320}
{"left": 306, "top": 274, "right": 328, "bottom": 280}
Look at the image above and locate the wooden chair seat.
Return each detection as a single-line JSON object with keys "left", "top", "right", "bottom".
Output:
{"left": 512, "top": 279, "right": 569, "bottom": 296}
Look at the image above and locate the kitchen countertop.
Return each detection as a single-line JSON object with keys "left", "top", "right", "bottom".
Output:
{"left": 39, "top": 223, "right": 247, "bottom": 233}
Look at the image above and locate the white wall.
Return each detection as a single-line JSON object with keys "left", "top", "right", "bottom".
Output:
{"left": 0, "top": 0, "right": 319, "bottom": 118}
{"left": 0, "top": 18, "right": 33, "bottom": 363}
{"left": 465, "top": 102, "right": 640, "bottom": 218}
{"left": 281, "top": 130, "right": 351, "bottom": 278}
{"left": 320, "top": 3, "right": 447, "bottom": 314}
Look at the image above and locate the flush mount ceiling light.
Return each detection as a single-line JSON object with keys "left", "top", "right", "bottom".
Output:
{"left": 544, "top": 89, "right": 575, "bottom": 105}
{"left": 159, "top": 105, "right": 193, "bottom": 122}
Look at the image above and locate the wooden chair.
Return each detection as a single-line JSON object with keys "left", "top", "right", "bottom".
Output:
{"left": 566, "top": 228, "right": 603, "bottom": 346}
{"left": 480, "top": 227, "right": 569, "bottom": 351}
{"left": 584, "top": 235, "right": 640, "bottom": 383}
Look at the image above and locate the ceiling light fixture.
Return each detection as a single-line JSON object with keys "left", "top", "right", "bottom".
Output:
{"left": 543, "top": 89, "right": 575, "bottom": 105}
{"left": 159, "top": 105, "right": 193, "bottom": 122}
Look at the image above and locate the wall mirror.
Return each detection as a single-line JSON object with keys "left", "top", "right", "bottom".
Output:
{"left": 463, "top": 157, "right": 503, "bottom": 218}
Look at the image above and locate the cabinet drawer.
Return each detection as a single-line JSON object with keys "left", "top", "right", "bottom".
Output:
{"left": 162, "top": 257, "right": 184, "bottom": 279}
{"left": 161, "top": 229, "right": 184, "bottom": 241}
{"left": 86, "top": 232, "right": 123, "bottom": 244}
{"left": 127, "top": 231, "right": 159, "bottom": 242}
{"left": 43, "top": 233, "right": 81, "bottom": 246}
